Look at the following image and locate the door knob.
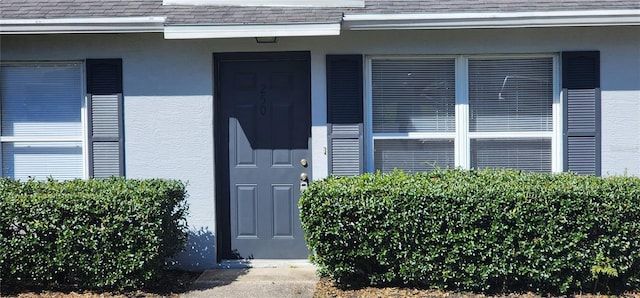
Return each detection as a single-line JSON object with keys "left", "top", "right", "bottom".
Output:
{"left": 300, "top": 173, "right": 308, "bottom": 181}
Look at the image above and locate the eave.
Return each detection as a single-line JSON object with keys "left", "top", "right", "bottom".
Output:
{"left": 0, "top": 17, "right": 166, "bottom": 34}
{"left": 343, "top": 10, "right": 640, "bottom": 30}
{"left": 163, "top": 23, "right": 341, "bottom": 39}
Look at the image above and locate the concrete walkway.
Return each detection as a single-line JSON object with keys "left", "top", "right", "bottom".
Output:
{"left": 182, "top": 267, "right": 319, "bottom": 298}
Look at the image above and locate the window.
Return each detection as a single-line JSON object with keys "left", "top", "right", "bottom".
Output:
{"left": 371, "top": 58, "right": 456, "bottom": 172}
{"left": 0, "top": 62, "right": 85, "bottom": 180}
{"left": 468, "top": 57, "right": 554, "bottom": 172}
{"left": 368, "top": 55, "right": 558, "bottom": 173}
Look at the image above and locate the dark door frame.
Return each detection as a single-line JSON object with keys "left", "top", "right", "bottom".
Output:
{"left": 213, "top": 51, "right": 311, "bottom": 261}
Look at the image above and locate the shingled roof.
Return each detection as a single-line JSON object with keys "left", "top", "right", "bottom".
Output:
{"left": 2, "top": 0, "right": 640, "bottom": 25}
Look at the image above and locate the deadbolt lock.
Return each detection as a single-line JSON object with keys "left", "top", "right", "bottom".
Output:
{"left": 300, "top": 159, "right": 308, "bottom": 167}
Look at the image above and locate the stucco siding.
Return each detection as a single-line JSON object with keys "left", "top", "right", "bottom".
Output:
{"left": 0, "top": 25, "right": 638, "bottom": 269}
{"left": 600, "top": 39, "right": 640, "bottom": 176}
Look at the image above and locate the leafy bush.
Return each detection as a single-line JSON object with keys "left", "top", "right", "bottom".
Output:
{"left": 0, "top": 178, "right": 188, "bottom": 290}
{"left": 299, "top": 169, "right": 640, "bottom": 294}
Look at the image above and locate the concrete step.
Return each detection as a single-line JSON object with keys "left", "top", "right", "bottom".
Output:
{"left": 183, "top": 267, "right": 318, "bottom": 298}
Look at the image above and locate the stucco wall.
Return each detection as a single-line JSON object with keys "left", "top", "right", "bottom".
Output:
{"left": 1, "top": 25, "right": 638, "bottom": 269}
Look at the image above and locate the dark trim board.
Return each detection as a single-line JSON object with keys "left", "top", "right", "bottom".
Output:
{"left": 213, "top": 51, "right": 311, "bottom": 261}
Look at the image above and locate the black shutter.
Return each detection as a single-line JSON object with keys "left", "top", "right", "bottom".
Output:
{"left": 86, "top": 59, "right": 124, "bottom": 178}
{"left": 562, "top": 51, "right": 600, "bottom": 175}
{"left": 327, "top": 55, "right": 364, "bottom": 176}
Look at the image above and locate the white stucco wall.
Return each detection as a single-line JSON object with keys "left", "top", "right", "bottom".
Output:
{"left": 1, "top": 25, "right": 638, "bottom": 269}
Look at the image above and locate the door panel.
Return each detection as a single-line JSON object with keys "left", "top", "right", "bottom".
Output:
{"left": 233, "top": 105, "right": 258, "bottom": 166}
{"left": 216, "top": 52, "right": 311, "bottom": 259}
{"left": 272, "top": 185, "right": 294, "bottom": 237}
{"left": 236, "top": 185, "right": 258, "bottom": 237}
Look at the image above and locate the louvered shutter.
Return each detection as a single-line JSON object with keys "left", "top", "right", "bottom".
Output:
{"left": 562, "top": 51, "right": 600, "bottom": 175}
{"left": 86, "top": 59, "right": 124, "bottom": 178}
{"left": 327, "top": 55, "right": 363, "bottom": 176}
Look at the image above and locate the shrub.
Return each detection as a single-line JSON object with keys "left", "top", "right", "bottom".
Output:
{"left": 0, "top": 178, "right": 188, "bottom": 290}
{"left": 299, "top": 169, "right": 640, "bottom": 294}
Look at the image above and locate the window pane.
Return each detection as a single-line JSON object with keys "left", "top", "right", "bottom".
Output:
{"left": 469, "top": 58, "right": 553, "bottom": 132}
{"left": 1, "top": 63, "right": 84, "bottom": 180}
{"left": 372, "top": 59, "right": 455, "bottom": 133}
{"left": 374, "top": 139, "right": 454, "bottom": 173}
{"left": 1, "top": 63, "right": 82, "bottom": 137}
{"left": 471, "top": 138, "right": 551, "bottom": 172}
{"left": 2, "top": 142, "right": 83, "bottom": 180}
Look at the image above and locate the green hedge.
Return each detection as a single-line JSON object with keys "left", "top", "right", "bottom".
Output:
{"left": 0, "top": 178, "right": 188, "bottom": 290}
{"left": 299, "top": 169, "right": 640, "bottom": 294}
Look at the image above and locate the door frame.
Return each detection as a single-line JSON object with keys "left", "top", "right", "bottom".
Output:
{"left": 213, "top": 51, "right": 312, "bottom": 261}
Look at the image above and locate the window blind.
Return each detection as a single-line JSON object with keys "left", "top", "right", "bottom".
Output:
{"left": 2, "top": 142, "right": 83, "bottom": 180}
{"left": 374, "top": 138, "right": 454, "bottom": 172}
{"left": 471, "top": 138, "right": 551, "bottom": 172}
{"left": 1, "top": 63, "right": 82, "bottom": 137}
{"left": 469, "top": 58, "right": 553, "bottom": 132}
{"left": 372, "top": 59, "right": 455, "bottom": 133}
{"left": 0, "top": 63, "right": 83, "bottom": 180}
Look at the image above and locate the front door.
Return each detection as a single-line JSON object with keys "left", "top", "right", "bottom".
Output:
{"left": 215, "top": 52, "right": 311, "bottom": 259}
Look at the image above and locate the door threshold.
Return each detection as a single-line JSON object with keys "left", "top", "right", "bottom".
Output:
{"left": 217, "top": 259, "right": 315, "bottom": 269}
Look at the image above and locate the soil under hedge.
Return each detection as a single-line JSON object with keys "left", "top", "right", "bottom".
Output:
{"left": 313, "top": 277, "right": 640, "bottom": 298}
{"left": 0, "top": 270, "right": 201, "bottom": 297}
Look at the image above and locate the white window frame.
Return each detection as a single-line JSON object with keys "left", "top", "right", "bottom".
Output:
{"left": 365, "top": 55, "right": 458, "bottom": 172}
{"left": 365, "top": 54, "right": 562, "bottom": 173}
{"left": 0, "top": 61, "right": 89, "bottom": 180}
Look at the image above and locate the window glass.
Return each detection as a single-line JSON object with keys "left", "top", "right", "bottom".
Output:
{"left": 0, "top": 63, "right": 83, "bottom": 180}
{"left": 469, "top": 58, "right": 553, "bottom": 132}
{"left": 2, "top": 142, "right": 83, "bottom": 180}
{"left": 1, "top": 64, "right": 82, "bottom": 136}
{"left": 371, "top": 58, "right": 456, "bottom": 172}
{"left": 370, "top": 55, "right": 555, "bottom": 173}
{"left": 470, "top": 138, "right": 552, "bottom": 172}
{"left": 372, "top": 59, "right": 456, "bottom": 133}
{"left": 374, "top": 139, "right": 454, "bottom": 172}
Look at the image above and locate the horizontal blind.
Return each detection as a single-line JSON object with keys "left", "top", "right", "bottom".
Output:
{"left": 471, "top": 138, "right": 551, "bottom": 172}
{"left": 2, "top": 142, "right": 83, "bottom": 180}
{"left": 469, "top": 58, "right": 553, "bottom": 132}
{"left": 372, "top": 59, "right": 455, "bottom": 133}
{"left": 1, "top": 63, "right": 83, "bottom": 180}
{"left": 374, "top": 139, "right": 454, "bottom": 173}
{"left": 1, "top": 63, "right": 82, "bottom": 137}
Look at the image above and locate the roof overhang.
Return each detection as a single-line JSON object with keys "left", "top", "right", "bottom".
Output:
{"left": 164, "top": 23, "right": 341, "bottom": 39}
{"left": 343, "top": 9, "right": 640, "bottom": 30}
{"left": 163, "top": 0, "right": 364, "bottom": 7}
{"left": 0, "top": 17, "right": 166, "bottom": 34}
{"left": 2, "top": 9, "right": 638, "bottom": 36}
